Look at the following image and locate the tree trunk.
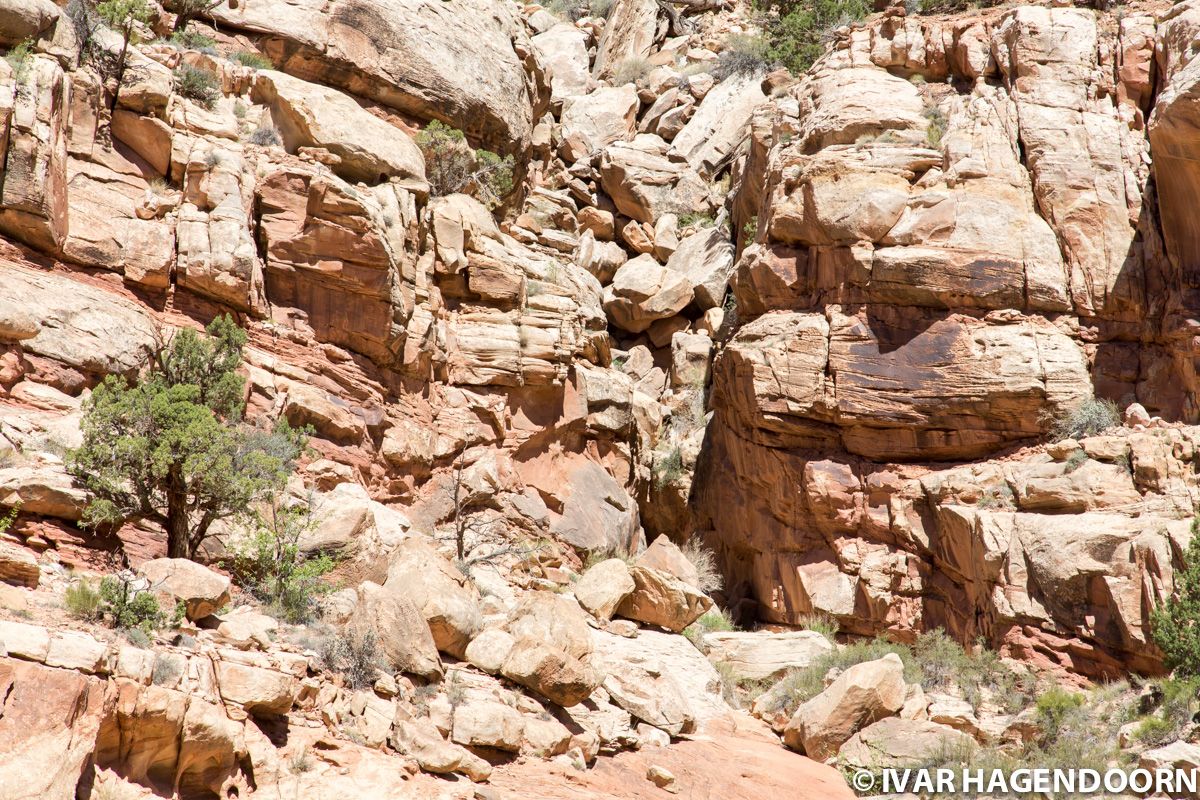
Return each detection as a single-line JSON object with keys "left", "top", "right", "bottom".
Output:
{"left": 166, "top": 473, "right": 190, "bottom": 559}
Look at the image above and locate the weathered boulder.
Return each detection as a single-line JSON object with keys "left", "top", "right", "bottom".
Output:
{"left": 464, "top": 628, "right": 516, "bottom": 674}
{"left": 838, "top": 717, "right": 977, "bottom": 770}
{"left": 210, "top": 0, "right": 543, "bottom": 152}
{"left": 703, "top": 631, "right": 834, "bottom": 681}
{"left": 666, "top": 227, "right": 735, "bottom": 310}
{"left": 0, "top": 0, "right": 60, "bottom": 46}
{"left": 354, "top": 582, "right": 443, "bottom": 679}
{"left": 575, "top": 558, "right": 636, "bottom": 622}
{"left": 253, "top": 70, "right": 426, "bottom": 186}
{"left": 451, "top": 699, "right": 525, "bottom": 752}
{"left": 603, "top": 254, "right": 694, "bottom": 334}
{"left": 139, "top": 558, "right": 231, "bottom": 622}
{"left": 599, "top": 135, "right": 711, "bottom": 224}
{"left": 504, "top": 591, "right": 594, "bottom": 660}
{"left": 616, "top": 566, "right": 713, "bottom": 633}
{"left": 559, "top": 84, "right": 639, "bottom": 161}
{"left": 0, "top": 264, "right": 156, "bottom": 377}
{"left": 384, "top": 536, "right": 482, "bottom": 658}
{"left": 0, "top": 542, "right": 37, "bottom": 588}
{"left": 531, "top": 22, "right": 591, "bottom": 102}
{"left": 501, "top": 639, "right": 602, "bottom": 708}
{"left": 214, "top": 656, "right": 300, "bottom": 717}
{"left": 783, "top": 654, "right": 907, "bottom": 759}
{"left": 391, "top": 719, "right": 492, "bottom": 781}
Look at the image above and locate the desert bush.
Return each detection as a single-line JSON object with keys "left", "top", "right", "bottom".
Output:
{"left": 168, "top": 29, "right": 215, "bottom": 50}
{"left": 796, "top": 611, "right": 839, "bottom": 641}
{"left": 4, "top": 39, "right": 34, "bottom": 82}
{"left": 1045, "top": 397, "right": 1121, "bottom": 441}
{"left": 610, "top": 56, "right": 651, "bottom": 87}
{"left": 1152, "top": 518, "right": 1200, "bottom": 676}
{"left": 653, "top": 447, "right": 685, "bottom": 488}
{"left": 248, "top": 123, "right": 282, "bottom": 147}
{"left": 65, "top": 580, "right": 102, "bottom": 621}
{"left": 548, "top": 0, "right": 613, "bottom": 19}
{"left": 415, "top": 120, "right": 513, "bottom": 208}
{"left": 319, "top": 628, "right": 383, "bottom": 689}
{"left": 151, "top": 653, "right": 184, "bottom": 686}
{"left": 1062, "top": 449, "right": 1089, "bottom": 474}
{"left": 231, "top": 50, "right": 272, "bottom": 70}
{"left": 976, "top": 483, "right": 1015, "bottom": 510}
{"left": 225, "top": 499, "right": 333, "bottom": 623}
{"left": 715, "top": 33, "right": 771, "bottom": 79}
{"left": 924, "top": 105, "right": 947, "bottom": 148}
{"left": 682, "top": 538, "right": 723, "bottom": 593}
{"left": 98, "top": 575, "right": 173, "bottom": 634}
{"left": 752, "top": 0, "right": 870, "bottom": 75}
{"left": 683, "top": 608, "right": 737, "bottom": 649}
{"left": 174, "top": 65, "right": 219, "bottom": 108}
{"left": 0, "top": 502, "right": 17, "bottom": 536}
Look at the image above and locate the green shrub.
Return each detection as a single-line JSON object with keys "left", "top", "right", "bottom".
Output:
{"left": 415, "top": 120, "right": 514, "bottom": 209}
{"left": 683, "top": 608, "right": 737, "bottom": 649}
{"left": 610, "top": 56, "right": 651, "bottom": 87}
{"left": 1134, "top": 714, "right": 1176, "bottom": 745}
{"left": 1063, "top": 449, "right": 1089, "bottom": 474}
{"left": 231, "top": 50, "right": 272, "bottom": 70}
{"left": 65, "top": 580, "right": 102, "bottom": 621}
{"left": 225, "top": 500, "right": 333, "bottom": 623}
{"left": 1035, "top": 687, "right": 1085, "bottom": 740}
{"left": 976, "top": 483, "right": 1015, "bottom": 510}
{"left": 716, "top": 33, "right": 770, "bottom": 79}
{"left": 1152, "top": 517, "right": 1200, "bottom": 675}
{"left": 4, "top": 39, "right": 34, "bottom": 82}
{"left": 0, "top": 502, "right": 17, "bottom": 536}
{"left": 924, "top": 105, "right": 947, "bottom": 148}
{"left": 796, "top": 611, "right": 839, "bottom": 641}
{"left": 319, "top": 629, "right": 383, "bottom": 689}
{"left": 173, "top": 65, "right": 220, "bottom": 108}
{"left": 1045, "top": 397, "right": 1121, "bottom": 442}
{"left": 99, "top": 575, "right": 170, "bottom": 633}
{"left": 677, "top": 211, "right": 715, "bottom": 228}
{"left": 168, "top": 29, "right": 216, "bottom": 50}
{"left": 752, "top": 0, "right": 870, "bottom": 75}
{"left": 151, "top": 653, "right": 184, "bottom": 686}
{"left": 547, "top": 0, "right": 613, "bottom": 19}
{"left": 653, "top": 447, "right": 685, "bottom": 488}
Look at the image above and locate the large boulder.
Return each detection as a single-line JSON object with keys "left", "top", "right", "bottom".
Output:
{"left": 210, "top": 0, "right": 544, "bottom": 152}
{"left": 703, "top": 631, "right": 835, "bottom": 682}
{"left": 574, "top": 558, "right": 636, "bottom": 622}
{"left": 665, "top": 227, "right": 736, "bottom": 310}
{"left": 0, "top": 0, "right": 60, "bottom": 46}
{"left": 616, "top": 565, "right": 713, "bottom": 633}
{"left": 253, "top": 70, "right": 426, "bottom": 186}
{"left": 559, "top": 85, "right": 639, "bottom": 161}
{"left": 599, "top": 135, "right": 712, "bottom": 224}
{"left": 783, "top": 653, "right": 907, "bottom": 760}
{"left": 451, "top": 699, "right": 525, "bottom": 753}
{"left": 384, "top": 537, "right": 482, "bottom": 658}
{"left": 214, "top": 657, "right": 300, "bottom": 717}
{"left": 531, "top": 22, "right": 591, "bottom": 102}
{"left": 138, "top": 558, "right": 231, "bottom": 622}
{"left": 0, "top": 264, "right": 156, "bottom": 377}
{"left": 391, "top": 719, "right": 492, "bottom": 782}
{"left": 837, "top": 717, "right": 978, "bottom": 770}
{"left": 504, "top": 591, "right": 594, "bottom": 660}
{"left": 500, "top": 639, "right": 602, "bottom": 708}
{"left": 354, "top": 582, "right": 443, "bottom": 679}
{"left": 602, "top": 254, "right": 694, "bottom": 334}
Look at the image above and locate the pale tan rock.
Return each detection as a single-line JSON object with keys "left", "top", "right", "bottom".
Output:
{"left": 139, "top": 558, "right": 232, "bottom": 621}
{"left": 254, "top": 70, "right": 426, "bottom": 186}
{"left": 616, "top": 565, "right": 713, "bottom": 633}
{"left": 703, "top": 631, "right": 834, "bottom": 681}
{"left": 599, "top": 135, "right": 712, "bottom": 224}
{"left": 575, "top": 558, "right": 636, "bottom": 622}
{"left": 0, "top": 620, "right": 49, "bottom": 661}
{"left": 385, "top": 536, "right": 482, "bottom": 658}
{"left": 45, "top": 631, "right": 107, "bottom": 673}
{"left": 532, "top": 22, "right": 591, "bottom": 102}
{"left": 501, "top": 639, "right": 602, "bottom": 707}
{"left": 391, "top": 719, "right": 492, "bottom": 781}
{"left": 838, "top": 717, "right": 978, "bottom": 770}
{"left": 592, "top": 0, "right": 660, "bottom": 80}
{"left": 603, "top": 254, "right": 694, "bottom": 333}
{"left": 783, "top": 653, "right": 907, "bottom": 759}
{"left": 451, "top": 699, "right": 525, "bottom": 752}
{"left": 504, "top": 591, "right": 594, "bottom": 660}
{"left": 355, "top": 581, "right": 443, "bottom": 679}
{"left": 647, "top": 764, "right": 678, "bottom": 793}
{"left": 464, "top": 628, "right": 516, "bottom": 674}
{"left": 0, "top": 56, "right": 67, "bottom": 251}
{"left": 577, "top": 229, "right": 627, "bottom": 283}
{"left": 560, "top": 84, "right": 639, "bottom": 161}
{"left": 0, "top": 0, "right": 60, "bottom": 46}
{"left": 521, "top": 715, "right": 573, "bottom": 757}
{"left": 673, "top": 73, "right": 766, "bottom": 178}
{"left": 214, "top": 658, "right": 300, "bottom": 716}
{"left": 578, "top": 206, "right": 615, "bottom": 240}
{"left": 210, "top": 0, "right": 541, "bottom": 152}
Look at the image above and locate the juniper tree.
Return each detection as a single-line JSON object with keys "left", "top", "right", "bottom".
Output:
{"left": 68, "top": 315, "right": 306, "bottom": 560}
{"left": 1152, "top": 518, "right": 1200, "bottom": 675}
